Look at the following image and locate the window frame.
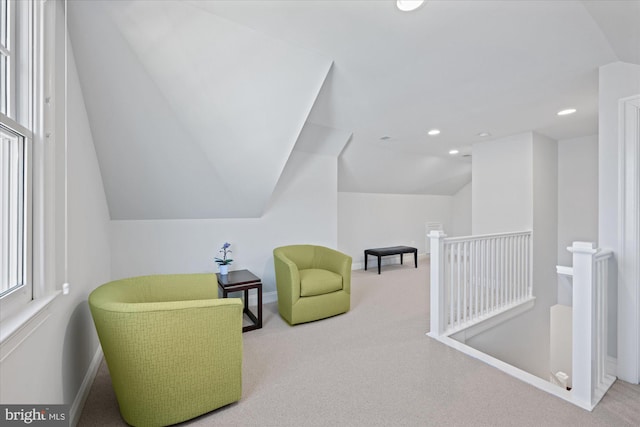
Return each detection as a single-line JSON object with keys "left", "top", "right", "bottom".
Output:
{"left": 0, "top": 0, "right": 14, "bottom": 116}
{"left": 0, "top": 0, "right": 55, "bottom": 329}
{"left": 0, "top": 117, "right": 33, "bottom": 316}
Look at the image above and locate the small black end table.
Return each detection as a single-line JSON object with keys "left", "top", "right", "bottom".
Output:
{"left": 364, "top": 246, "right": 418, "bottom": 274}
{"left": 217, "top": 269, "right": 262, "bottom": 332}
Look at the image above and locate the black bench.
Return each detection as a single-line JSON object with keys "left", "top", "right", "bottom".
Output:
{"left": 364, "top": 246, "right": 418, "bottom": 274}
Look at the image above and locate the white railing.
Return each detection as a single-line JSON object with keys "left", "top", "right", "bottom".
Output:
{"left": 569, "top": 242, "right": 616, "bottom": 409}
{"left": 429, "top": 230, "right": 533, "bottom": 336}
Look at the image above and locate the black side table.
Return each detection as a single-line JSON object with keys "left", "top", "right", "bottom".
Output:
{"left": 217, "top": 269, "right": 263, "bottom": 332}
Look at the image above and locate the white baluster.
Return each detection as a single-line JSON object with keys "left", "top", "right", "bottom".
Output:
{"left": 429, "top": 231, "right": 533, "bottom": 334}
{"left": 463, "top": 241, "right": 468, "bottom": 323}
{"left": 505, "top": 237, "right": 515, "bottom": 304}
{"left": 492, "top": 238, "right": 497, "bottom": 311}
{"left": 474, "top": 240, "right": 478, "bottom": 320}
{"left": 516, "top": 235, "right": 521, "bottom": 301}
{"left": 449, "top": 244, "right": 454, "bottom": 328}
{"left": 499, "top": 237, "right": 503, "bottom": 307}
{"left": 456, "top": 243, "right": 462, "bottom": 326}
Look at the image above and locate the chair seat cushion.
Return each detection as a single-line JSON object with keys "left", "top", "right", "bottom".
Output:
{"left": 299, "top": 269, "right": 343, "bottom": 297}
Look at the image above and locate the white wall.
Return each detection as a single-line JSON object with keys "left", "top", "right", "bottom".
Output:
{"left": 466, "top": 132, "right": 558, "bottom": 380}
{"left": 451, "top": 181, "right": 472, "bottom": 237}
{"left": 549, "top": 304, "right": 572, "bottom": 388}
{"left": 599, "top": 61, "right": 640, "bottom": 383}
{"left": 110, "top": 150, "right": 337, "bottom": 297}
{"left": 0, "top": 1, "right": 111, "bottom": 409}
{"left": 530, "top": 131, "right": 559, "bottom": 371}
{"left": 556, "top": 135, "right": 598, "bottom": 305}
{"left": 68, "top": 0, "right": 333, "bottom": 220}
{"left": 472, "top": 133, "right": 533, "bottom": 234}
{"left": 337, "top": 192, "right": 453, "bottom": 268}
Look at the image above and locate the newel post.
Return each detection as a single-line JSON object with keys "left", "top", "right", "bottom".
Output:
{"left": 428, "top": 230, "right": 446, "bottom": 336}
{"left": 569, "top": 241, "right": 597, "bottom": 407}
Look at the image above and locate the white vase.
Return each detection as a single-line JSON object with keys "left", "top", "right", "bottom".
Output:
{"left": 219, "top": 264, "right": 229, "bottom": 275}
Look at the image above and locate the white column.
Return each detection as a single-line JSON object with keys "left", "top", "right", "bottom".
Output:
{"left": 428, "top": 230, "right": 446, "bottom": 336}
{"left": 569, "top": 241, "right": 597, "bottom": 408}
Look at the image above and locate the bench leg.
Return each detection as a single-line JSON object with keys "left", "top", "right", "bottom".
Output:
{"left": 400, "top": 253, "right": 404, "bottom": 264}
{"left": 378, "top": 256, "right": 381, "bottom": 274}
{"left": 414, "top": 250, "right": 418, "bottom": 268}
{"left": 364, "top": 252, "right": 368, "bottom": 271}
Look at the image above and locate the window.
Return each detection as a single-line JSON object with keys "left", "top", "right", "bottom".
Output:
{"left": 0, "top": 0, "right": 42, "bottom": 323}
{"left": 1, "top": 0, "right": 12, "bottom": 114}
{"left": 1, "top": 123, "right": 29, "bottom": 300}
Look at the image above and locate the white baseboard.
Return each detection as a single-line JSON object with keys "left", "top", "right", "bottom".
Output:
{"left": 428, "top": 332, "right": 617, "bottom": 411}
{"left": 449, "top": 297, "right": 536, "bottom": 342}
{"left": 69, "top": 346, "right": 103, "bottom": 427}
{"left": 606, "top": 355, "right": 617, "bottom": 377}
{"left": 426, "top": 333, "right": 592, "bottom": 410}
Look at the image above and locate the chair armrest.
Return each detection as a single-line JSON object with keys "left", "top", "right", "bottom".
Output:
{"left": 273, "top": 250, "right": 301, "bottom": 303}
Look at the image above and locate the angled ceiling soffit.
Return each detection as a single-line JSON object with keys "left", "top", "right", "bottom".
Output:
{"left": 69, "top": 0, "right": 333, "bottom": 219}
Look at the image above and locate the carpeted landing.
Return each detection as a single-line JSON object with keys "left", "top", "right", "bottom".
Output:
{"left": 78, "top": 260, "right": 640, "bottom": 426}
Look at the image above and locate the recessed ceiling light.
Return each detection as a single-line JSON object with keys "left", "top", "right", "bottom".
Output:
{"left": 428, "top": 129, "right": 440, "bottom": 136}
{"left": 396, "top": 0, "right": 424, "bottom": 12}
{"left": 557, "top": 108, "right": 577, "bottom": 116}
{"left": 449, "top": 149, "right": 459, "bottom": 155}
{"left": 477, "top": 132, "right": 491, "bottom": 137}
{"left": 380, "top": 136, "right": 391, "bottom": 141}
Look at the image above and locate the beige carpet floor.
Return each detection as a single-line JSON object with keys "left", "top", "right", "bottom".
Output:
{"left": 78, "top": 260, "right": 640, "bottom": 426}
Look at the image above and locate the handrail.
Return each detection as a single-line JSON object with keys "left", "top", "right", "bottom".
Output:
{"left": 556, "top": 265, "right": 573, "bottom": 276}
{"left": 594, "top": 249, "right": 614, "bottom": 261}
{"left": 443, "top": 230, "right": 533, "bottom": 244}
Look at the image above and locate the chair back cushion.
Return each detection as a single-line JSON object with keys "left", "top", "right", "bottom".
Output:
{"left": 275, "top": 245, "right": 316, "bottom": 270}
{"left": 299, "top": 269, "right": 343, "bottom": 297}
{"left": 89, "top": 274, "right": 217, "bottom": 312}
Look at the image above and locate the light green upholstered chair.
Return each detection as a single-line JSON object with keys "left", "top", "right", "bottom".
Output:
{"left": 273, "top": 245, "right": 352, "bottom": 325}
{"left": 88, "top": 274, "right": 243, "bottom": 427}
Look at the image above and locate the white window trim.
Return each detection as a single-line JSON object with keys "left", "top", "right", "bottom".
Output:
{"left": 0, "top": 0, "right": 59, "bottom": 348}
{"left": 0, "top": 291, "right": 58, "bottom": 361}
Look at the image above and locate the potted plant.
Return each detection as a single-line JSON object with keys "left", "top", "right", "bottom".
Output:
{"left": 215, "top": 242, "right": 233, "bottom": 275}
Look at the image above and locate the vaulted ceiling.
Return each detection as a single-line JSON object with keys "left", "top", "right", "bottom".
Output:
{"left": 67, "top": 0, "right": 640, "bottom": 220}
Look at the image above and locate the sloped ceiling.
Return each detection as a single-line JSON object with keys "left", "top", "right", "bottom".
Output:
{"left": 582, "top": 0, "right": 640, "bottom": 65}
{"left": 68, "top": 0, "right": 640, "bottom": 219}
{"left": 68, "top": 0, "right": 333, "bottom": 219}
{"left": 200, "top": 0, "right": 631, "bottom": 195}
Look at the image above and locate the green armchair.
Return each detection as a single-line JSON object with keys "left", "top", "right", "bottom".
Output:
{"left": 273, "top": 245, "right": 352, "bottom": 325}
{"left": 88, "top": 274, "right": 243, "bottom": 427}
